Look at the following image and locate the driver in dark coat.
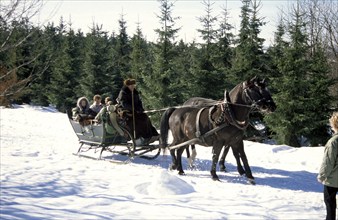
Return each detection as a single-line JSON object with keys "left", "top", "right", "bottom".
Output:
{"left": 116, "top": 78, "right": 159, "bottom": 145}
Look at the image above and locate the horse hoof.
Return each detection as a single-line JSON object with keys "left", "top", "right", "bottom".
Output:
{"left": 220, "top": 167, "right": 227, "bottom": 172}
{"left": 178, "top": 171, "right": 185, "bottom": 175}
{"left": 212, "top": 177, "right": 220, "bottom": 181}
{"left": 169, "top": 164, "right": 177, "bottom": 171}
{"left": 247, "top": 178, "right": 256, "bottom": 185}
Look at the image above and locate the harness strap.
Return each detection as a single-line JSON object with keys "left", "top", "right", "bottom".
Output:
{"left": 208, "top": 106, "right": 217, "bottom": 125}
{"left": 224, "top": 90, "right": 250, "bottom": 130}
{"left": 226, "top": 105, "right": 249, "bottom": 130}
{"left": 169, "top": 122, "right": 229, "bottom": 150}
{"left": 195, "top": 107, "right": 206, "bottom": 138}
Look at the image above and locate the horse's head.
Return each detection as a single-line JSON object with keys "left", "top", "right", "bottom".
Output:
{"left": 242, "top": 77, "right": 276, "bottom": 113}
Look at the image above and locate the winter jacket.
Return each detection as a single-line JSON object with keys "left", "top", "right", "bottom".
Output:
{"left": 318, "top": 133, "right": 338, "bottom": 188}
{"left": 116, "top": 86, "right": 144, "bottom": 113}
{"left": 90, "top": 103, "right": 103, "bottom": 113}
{"left": 95, "top": 105, "right": 117, "bottom": 134}
{"left": 72, "top": 97, "right": 97, "bottom": 121}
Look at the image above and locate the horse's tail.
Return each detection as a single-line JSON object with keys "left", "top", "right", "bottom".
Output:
{"left": 159, "top": 107, "right": 176, "bottom": 148}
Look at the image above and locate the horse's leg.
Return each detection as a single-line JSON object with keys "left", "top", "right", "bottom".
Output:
{"left": 210, "top": 145, "right": 222, "bottom": 181}
{"left": 231, "top": 147, "right": 246, "bottom": 176}
{"left": 237, "top": 141, "right": 255, "bottom": 183}
{"left": 169, "top": 149, "right": 178, "bottom": 170}
{"left": 187, "top": 145, "right": 197, "bottom": 168}
{"left": 219, "top": 145, "right": 230, "bottom": 172}
{"left": 186, "top": 146, "right": 191, "bottom": 159}
{"left": 177, "top": 147, "right": 186, "bottom": 175}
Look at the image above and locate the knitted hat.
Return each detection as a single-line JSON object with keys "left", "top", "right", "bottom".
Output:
{"left": 124, "top": 78, "right": 136, "bottom": 86}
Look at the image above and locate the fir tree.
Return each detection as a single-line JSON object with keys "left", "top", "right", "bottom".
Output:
{"left": 265, "top": 4, "right": 333, "bottom": 146}
{"left": 150, "top": 0, "right": 181, "bottom": 108}
{"left": 80, "top": 24, "right": 115, "bottom": 100}
{"left": 172, "top": 39, "right": 194, "bottom": 103}
{"left": 46, "top": 18, "right": 74, "bottom": 112}
{"left": 64, "top": 28, "right": 86, "bottom": 110}
{"left": 192, "top": 0, "right": 223, "bottom": 99}
{"left": 214, "top": 4, "right": 235, "bottom": 91}
{"left": 231, "top": 0, "right": 266, "bottom": 82}
{"left": 28, "top": 23, "right": 56, "bottom": 106}
{"left": 114, "top": 13, "right": 132, "bottom": 80}
{"left": 302, "top": 45, "right": 333, "bottom": 145}
{"left": 130, "top": 22, "right": 154, "bottom": 109}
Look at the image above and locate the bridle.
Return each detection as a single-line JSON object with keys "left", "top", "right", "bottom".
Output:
{"left": 209, "top": 82, "right": 272, "bottom": 129}
{"left": 242, "top": 82, "right": 269, "bottom": 111}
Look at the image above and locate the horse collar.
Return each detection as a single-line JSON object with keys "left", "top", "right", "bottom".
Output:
{"left": 195, "top": 107, "right": 206, "bottom": 139}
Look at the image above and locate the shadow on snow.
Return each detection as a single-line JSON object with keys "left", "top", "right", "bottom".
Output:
{"left": 106, "top": 152, "right": 321, "bottom": 193}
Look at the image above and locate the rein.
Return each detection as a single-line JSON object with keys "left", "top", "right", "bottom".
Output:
{"left": 143, "top": 99, "right": 255, "bottom": 114}
{"left": 145, "top": 81, "right": 268, "bottom": 114}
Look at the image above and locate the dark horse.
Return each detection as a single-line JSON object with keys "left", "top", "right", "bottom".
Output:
{"left": 160, "top": 77, "right": 276, "bottom": 183}
{"left": 184, "top": 99, "right": 267, "bottom": 172}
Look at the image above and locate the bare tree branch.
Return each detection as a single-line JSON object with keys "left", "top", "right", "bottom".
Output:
{"left": 0, "top": 0, "right": 46, "bottom": 105}
{"left": 0, "top": 0, "right": 44, "bottom": 52}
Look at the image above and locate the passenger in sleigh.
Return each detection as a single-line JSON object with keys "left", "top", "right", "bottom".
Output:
{"left": 90, "top": 94, "right": 103, "bottom": 114}
{"left": 116, "top": 78, "right": 159, "bottom": 145}
{"left": 95, "top": 101, "right": 128, "bottom": 142}
{"left": 104, "top": 96, "right": 113, "bottom": 106}
{"left": 72, "top": 97, "right": 97, "bottom": 126}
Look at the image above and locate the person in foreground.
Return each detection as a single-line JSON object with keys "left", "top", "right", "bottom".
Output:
{"left": 116, "top": 78, "right": 159, "bottom": 145}
{"left": 317, "top": 112, "right": 338, "bottom": 220}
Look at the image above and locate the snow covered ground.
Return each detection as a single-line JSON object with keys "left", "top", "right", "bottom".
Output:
{"left": 0, "top": 105, "right": 328, "bottom": 219}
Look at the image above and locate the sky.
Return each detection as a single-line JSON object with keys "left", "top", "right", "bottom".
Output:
{"left": 0, "top": 104, "right": 328, "bottom": 219}
{"left": 33, "top": 0, "right": 296, "bottom": 46}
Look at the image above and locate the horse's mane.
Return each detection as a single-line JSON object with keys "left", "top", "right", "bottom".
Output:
{"left": 229, "top": 82, "right": 245, "bottom": 104}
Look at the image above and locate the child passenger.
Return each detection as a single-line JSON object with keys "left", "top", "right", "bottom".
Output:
{"left": 90, "top": 94, "right": 103, "bottom": 114}
{"left": 72, "top": 96, "right": 97, "bottom": 122}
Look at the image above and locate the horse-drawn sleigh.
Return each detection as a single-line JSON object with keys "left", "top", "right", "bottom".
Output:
{"left": 68, "top": 77, "right": 276, "bottom": 184}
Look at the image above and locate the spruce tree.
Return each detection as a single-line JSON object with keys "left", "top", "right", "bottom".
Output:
{"left": 130, "top": 23, "right": 154, "bottom": 109}
{"left": 231, "top": 0, "right": 266, "bottom": 82}
{"left": 114, "top": 13, "right": 132, "bottom": 80}
{"left": 265, "top": 4, "right": 333, "bottom": 146}
{"left": 64, "top": 28, "right": 86, "bottom": 110}
{"left": 106, "top": 14, "right": 132, "bottom": 101}
{"left": 149, "top": 0, "right": 181, "bottom": 108}
{"left": 28, "top": 23, "right": 56, "bottom": 106}
{"left": 214, "top": 5, "right": 235, "bottom": 91}
{"left": 46, "top": 18, "right": 74, "bottom": 112}
{"left": 303, "top": 45, "right": 333, "bottom": 145}
{"left": 192, "top": 0, "right": 224, "bottom": 99}
{"left": 80, "top": 24, "right": 114, "bottom": 100}
{"left": 172, "top": 39, "right": 195, "bottom": 103}
{"left": 266, "top": 18, "right": 289, "bottom": 79}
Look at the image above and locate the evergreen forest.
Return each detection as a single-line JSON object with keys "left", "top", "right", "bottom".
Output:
{"left": 1, "top": 0, "right": 337, "bottom": 147}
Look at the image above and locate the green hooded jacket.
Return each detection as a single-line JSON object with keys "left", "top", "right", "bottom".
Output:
{"left": 95, "top": 106, "right": 117, "bottom": 135}
{"left": 318, "top": 133, "right": 338, "bottom": 188}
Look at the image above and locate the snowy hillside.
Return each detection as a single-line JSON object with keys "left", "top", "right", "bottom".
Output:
{"left": 0, "top": 105, "right": 327, "bottom": 219}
